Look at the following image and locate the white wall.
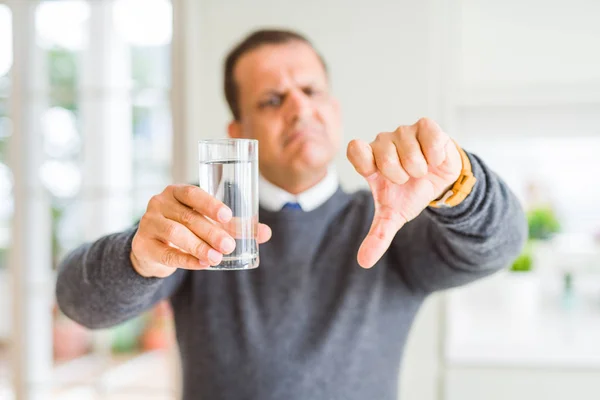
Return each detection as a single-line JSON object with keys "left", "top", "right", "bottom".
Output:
{"left": 445, "top": 1, "right": 600, "bottom": 399}
{"left": 445, "top": 368, "right": 600, "bottom": 400}
{"left": 451, "top": 0, "right": 600, "bottom": 235}
{"left": 458, "top": 0, "right": 600, "bottom": 89}
{"left": 182, "top": 1, "right": 447, "bottom": 399}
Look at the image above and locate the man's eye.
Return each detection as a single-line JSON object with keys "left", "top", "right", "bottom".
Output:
{"left": 303, "top": 87, "right": 316, "bottom": 96}
{"left": 260, "top": 96, "right": 283, "bottom": 108}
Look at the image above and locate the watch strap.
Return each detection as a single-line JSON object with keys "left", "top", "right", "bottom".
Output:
{"left": 429, "top": 144, "right": 477, "bottom": 208}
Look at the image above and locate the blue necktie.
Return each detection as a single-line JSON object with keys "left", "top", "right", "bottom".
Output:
{"left": 282, "top": 202, "right": 303, "bottom": 211}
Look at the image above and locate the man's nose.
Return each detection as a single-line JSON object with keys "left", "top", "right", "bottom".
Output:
{"left": 284, "top": 89, "right": 312, "bottom": 125}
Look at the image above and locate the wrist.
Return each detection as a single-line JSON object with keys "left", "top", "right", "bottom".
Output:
{"left": 130, "top": 251, "right": 151, "bottom": 278}
{"left": 429, "top": 145, "right": 476, "bottom": 209}
{"left": 129, "top": 251, "right": 174, "bottom": 279}
{"left": 434, "top": 182, "right": 455, "bottom": 202}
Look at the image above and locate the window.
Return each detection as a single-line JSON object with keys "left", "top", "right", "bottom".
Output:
{"left": 36, "top": 0, "right": 87, "bottom": 268}
{"left": 0, "top": 3, "right": 12, "bottom": 267}
{"left": 0, "top": 5, "right": 12, "bottom": 398}
{"left": 2, "top": 1, "right": 176, "bottom": 398}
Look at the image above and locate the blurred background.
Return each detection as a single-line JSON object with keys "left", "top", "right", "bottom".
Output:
{"left": 0, "top": 0, "right": 599, "bottom": 399}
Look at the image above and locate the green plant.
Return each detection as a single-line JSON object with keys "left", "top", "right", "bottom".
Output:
{"left": 51, "top": 203, "right": 65, "bottom": 270}
{"left": 527, "top": 207, "right": 561, "bottom": 241}
{"left": 111, "top": 315, "right": 146, "bottom": 354}
{"left": 510, "top": 248, "right": 533, "bottom": 272}
{"left": 510, "top": 206, "right": 561, "bottom": 272}
{"left": 0, "top": 247, "right": 6, "bottom": 269}
{"left": 48, "top": 48, "right": 78, "bottom": 112}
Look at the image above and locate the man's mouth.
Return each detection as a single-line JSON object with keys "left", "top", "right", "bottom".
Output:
{"left": 284, "top": 127, "right": 323, "bottom": 147}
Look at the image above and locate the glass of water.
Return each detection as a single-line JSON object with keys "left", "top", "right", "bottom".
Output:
{"left": 198, "top": 139, "right": 259, "bottom": 270}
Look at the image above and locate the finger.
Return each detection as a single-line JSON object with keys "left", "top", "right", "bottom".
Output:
{"left": 171, "top": 185, "right": 232, "bottom": 223}
{"left": 147, "top": 239, "right": 211, "bottom": 270}
{"left": 257, "top": 223, "right": 272, "bottom": 244}
{"left": 210, "top": 218, "right": 271, "bottom": 244}
{"left": 154, "top": 216, "right": 223, "bottom": 266}
{"left": 357, "top": 208, "right": 406, "bottom": 269}
{"left": 163, "top": 201, "right": 236, "bottom": 255}
{"left": 415, "top": 117, "right": 449, "bottom": 167}
{"left": 201, "top": 219, "right": 270, "bottom": 247}
{"left": 371, "top": 136, "right": 410, "bottom": 185}
{"left": 438, "top": 139, "right": 462, "bottom": 176}
{"left": 394, "top": 126, "right": 428, "bottom": 179}
{"left": 347, "top": 139, "right": 377, "bottom": 178}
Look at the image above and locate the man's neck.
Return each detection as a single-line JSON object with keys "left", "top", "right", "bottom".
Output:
{"left": 259, "top": 166, "right": 339, "bottom": 212}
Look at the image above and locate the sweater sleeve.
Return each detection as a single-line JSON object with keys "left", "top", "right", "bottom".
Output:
{"left": 55, "top": 226, "right": 188, "bottom": 329}
{"left": 389, "top": 151, "right": 528, "bottom": 293}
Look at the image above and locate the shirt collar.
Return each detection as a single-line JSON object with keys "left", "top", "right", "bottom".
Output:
{"left": 259, "top": 166, "right": 339, "bottom": 212}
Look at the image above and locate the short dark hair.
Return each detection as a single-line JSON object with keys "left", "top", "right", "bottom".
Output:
{"left": 224, "top": 29, "right": 328, "bottom": 120}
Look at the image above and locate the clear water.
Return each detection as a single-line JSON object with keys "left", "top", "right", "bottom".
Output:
{"left": 198, "top": 159, "right": 259, "bottom": 270}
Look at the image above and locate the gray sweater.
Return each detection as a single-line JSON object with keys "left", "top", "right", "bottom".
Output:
{"left": 56, "top": 153, "right": 527, "bottom": 400}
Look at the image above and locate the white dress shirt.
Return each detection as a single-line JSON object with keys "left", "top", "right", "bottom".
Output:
{"left": 259, "top": 166, "right": 339, "bottom": 212}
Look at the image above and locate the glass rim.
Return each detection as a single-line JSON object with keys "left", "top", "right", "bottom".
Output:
{"left": 198, "top": 138, "right": 257, "bottom": 145}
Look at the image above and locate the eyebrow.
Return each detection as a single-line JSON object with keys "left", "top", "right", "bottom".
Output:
{"left": 258, "top": 89, "right": 284, "bottom": 98}
{"left": 257, "top": 81, "right": 322, "bottom": 98}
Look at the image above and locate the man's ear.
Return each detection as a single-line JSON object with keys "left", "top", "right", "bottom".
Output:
{"left": 228, "top": 121, "right": 243, "bottom": 139}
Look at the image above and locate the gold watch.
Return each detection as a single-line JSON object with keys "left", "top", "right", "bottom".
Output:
{"left": 429, "top": 144, "right": 477, "bottom": 208}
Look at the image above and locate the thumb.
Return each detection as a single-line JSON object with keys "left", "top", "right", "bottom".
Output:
{"left": 347, "top": 139, "right": 377, "bottom": 178}
{"left": 357, "top": 207, "right": 406, "bottom": 269}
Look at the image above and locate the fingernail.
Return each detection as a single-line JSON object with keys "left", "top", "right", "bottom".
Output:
{"left": 218, "top": 207, "right": 232, "bottom": 222}
{"left": 208, "top": 249, "right": 222, "bottom": 264}
{"left": 199, "top": 261, "right": 210, "bottom": 268}
{"left": 220, "top": 237, "right": 236, "bottom": 253}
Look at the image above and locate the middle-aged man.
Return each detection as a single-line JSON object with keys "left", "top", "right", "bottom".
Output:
{"left": 56, "top": 29, "right": 527, "bottom": 400}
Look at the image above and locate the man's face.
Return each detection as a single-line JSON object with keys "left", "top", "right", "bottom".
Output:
{"left": 229, "top": 41, "right": 342, "bottom": 186}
